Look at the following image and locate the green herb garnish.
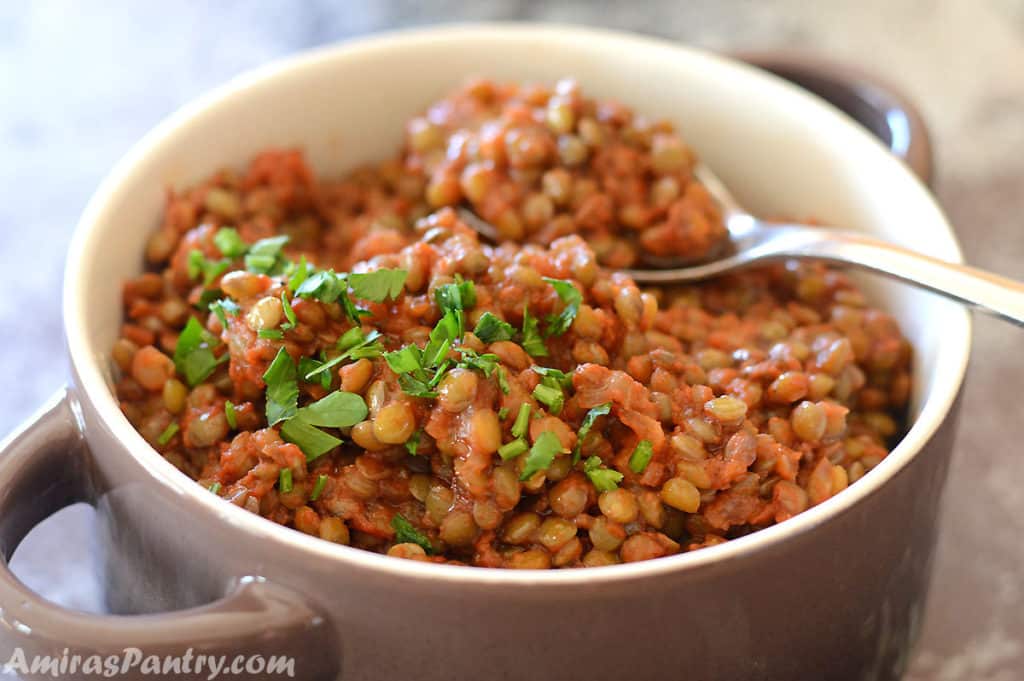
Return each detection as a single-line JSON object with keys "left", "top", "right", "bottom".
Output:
{"left": 262, "top": 347, "right": 298, "bottom": 426}
{"left": 532, "top": 382, "right": 564, "bottom": 415}
{"left": 208, "top": 482, "right": 222, "bottom": 495}
{"left": 173, "top": 317, "right": 227, "bottom": 387}
{"left": 224, "top": 400, "right": 237, "bottom": 429}
{"left": 628, "top": 439, "right": 654, "bottom": 474}
{"left": 519, "top": 431, "right": 564, "bottom": 481}
{"left": 187, "top": 250, "right": 231, "bottom": 286}
{"left": 391, "top": 513, "right": 433, "bottom": 554}
{"left": 304, "top": 329, "right": 383, "bottom": 380}
{"left": 543, "top": 278, "right": 582, "bottom": 337}
{"left": 156, "top": 421, "right": 179, "bottom": 446}
{"left": 473, "top": 312, "right": 515, "bottom": 343}
{"left": 498, "top": 438, "right": 528, "bottom": 460}
{"left": 511, "top": 403, "right": 531, "bottom": 439}
{"left": 348, "top": 268, "right": 408, "bottom": 302}
{"left": 297, "top": 391, "right": 367, "bottom": 428}
{"left": 244, "top": 235, "right": 289, "bottom": 274}
{"left": 584, "top": 455, "right": 623, "bottom": 492}
{"left": 213, "top": 227, "right": 248, "bottom": 258}
{"left": 573, "top": 403, "right": 611, "bottom": 462}
{"left": 279, "top": 468, "right": 293, "bottom": 493}
{"left": 287, "top": 255, "right": 311, "bottom": 293}
{"left": 258, "top": 329, "right": 284, "bottom": 340}
{"left": 520, "top": 305, "right": 548, "bottom": 357}
{"left": 209, "top": 297, "right": 241, "bottom": 327}
{"left": 405, "top": 429, "right": 423, "bottom": 456}
{"left": 280, "top": 292, "right": 297, "bottom": 330}
{"left": 280, "top": 416, "right": 342, "bottom": 461}
{"left": 310, "top": 473, "right": 328, "bottom": 501}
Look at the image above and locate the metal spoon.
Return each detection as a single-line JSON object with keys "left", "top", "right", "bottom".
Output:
{"left": 458, "top": 164, "right": 1024, "bottom": 325}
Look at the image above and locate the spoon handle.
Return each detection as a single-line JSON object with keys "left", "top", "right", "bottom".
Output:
{"left": 779, "top": 227, "right": 1024, "bottom": 325}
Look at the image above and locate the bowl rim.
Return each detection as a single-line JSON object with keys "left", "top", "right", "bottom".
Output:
{"left": 63, "top": 22, "right": 972, "bottom": 586}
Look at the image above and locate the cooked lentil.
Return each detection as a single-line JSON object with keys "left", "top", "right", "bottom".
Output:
{"left": 114, "top": 79, "right": 912, "bottom": 568}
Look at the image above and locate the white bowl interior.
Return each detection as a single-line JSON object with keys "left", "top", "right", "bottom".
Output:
{"left": 64, "top": 25, "right": 970, "bottom": 580}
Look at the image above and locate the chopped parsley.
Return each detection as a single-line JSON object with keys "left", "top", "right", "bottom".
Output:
{"left": 187, "top": 250, "right": 231, "bottom": 286}
{"left": 520, "top": 431, "right": 564, "bottom": 481}
{"left": 310, "top": 473, "right": 328, "bottom": 501}
{"left": 295, "top": 270, "right": 347, "bottom": 303}
{"left": 511, "top": 403, "right": 531, "bottom": 439}
{"left": 280, "top": 292, "right": 297, "bottom": 331}
{"left": 473, "top": 312, "right": 515, "bottom": 343}
{"left": 156, "top": 421, "right": 179, "bottom": 446}
{"left": 298, "top": 357, "right": 332, "bottom": 389}
{"left": 435, "top": 276, "right": 476, "bottom": 335}
{"left": 173, "top": 317, "right": 227, "bottom": 387}
{"left": 348, "top": 268, "right": 408, "bottom": 302}
{"left": 584, "top": 455, "right": 623, "bottom": 492}
{"left": 520, "top": 305, "right": 548, "bottom": 357}
{"left": 297, "top": 391, "right": 367, "bottom": 428}
{"left": 287, "top": 255, "right": 311, "bottom": 293}
{"left": 278, "top": 468, "right": 293, "bottom": 494}
{"left": 258, "top": 329, "right": 284, "bottom": 340}
{"left": 244, "top": 235, "right": 289, "bottom": 274}
{"left": 280, "top": 416, "right": 342, "bottom": 461}
{"left": 262, "top": 347, "right": 299, "bottom": 426}
{"left": 304, "top": 329, "right": 383, "bottom": 380}
{"left": 405, "top": 428, "right": 423, "bottom": 456}
{"left": 209, "top": 298, "right": 241, "bottom": 327}
{"left": 543, "top": 278, "right": 582, "bottom": 337}
{"left": 531, "top": 366, "right": 573, "bottom": 390}
{"left": 391, "top": 513, "right": 433, "bottom": 554}
{"left": 628, "top": 440, "right": 654, "bottom": 474}
{"left": 208, "top": 482, "right": 222, "bottom": 495}
{"left": 213, "top": 227, "right": 248, "bottom": 258}
{"left": 498, "top": 438, "right": 528, "bottom": 460}
{"left": 498, "top": 407, "right": 510, "bottom": 421}
{"left": 224, "top": 400, "right": 238, "bottom": 429}
{"left": 278, "top": 391, "right": 368, "bottom": 461}
{"left": 532, "top": 382, "right": 564, "bottom": 415}
{"left": 573, "top": 403, "right": 611, "bottom": 462}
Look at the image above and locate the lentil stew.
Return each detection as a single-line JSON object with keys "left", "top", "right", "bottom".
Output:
{"left": 113, "top": 79, "right": 912, "bottom": 568}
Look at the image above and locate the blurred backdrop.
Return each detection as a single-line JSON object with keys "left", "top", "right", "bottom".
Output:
{"left": 2, "top": 2, "right": 1023, "bottom": 679}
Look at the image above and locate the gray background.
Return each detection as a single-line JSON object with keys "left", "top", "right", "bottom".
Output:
{"left": 2, "top": 1, "right": 1023, "bottom": 678}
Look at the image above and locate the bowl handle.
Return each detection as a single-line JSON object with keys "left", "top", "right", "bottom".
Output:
{"left": 735, "top": 51, "right": 935, "bottom": 187}
{"left": 0, "top": 390, "right": 340, "bottom": 681}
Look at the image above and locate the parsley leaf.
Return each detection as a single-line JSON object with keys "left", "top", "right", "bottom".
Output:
{"left": 520, "top": 431, "right": 564, "bottom": 481}
{"left": 244, "top": 235, "right": 289, "bottom": 274}
{"left": 348, "top": 268, "right": 408, "bottom": 302}
{"left": 520, "top": 305, "right": 548, "bottom": 357}
{"left": 173, "top": 317, "right": 227, "bottom": 387}
{"left": 298, "top": 357, "right": 332, "bottom": 389}
{"left": 297, "top": 391, "right": 368, "bottom": 428}
{"left": 280, "top": 415, "right": 341, "bottom": 462}
{"left": 397, "top": 374, "right": 438, "bottom": 399}
{"left": 213, "top": 227, "right": 248, "bottom": 258}
{"left": 263, "top": 347, "right": 298, "bottom": 426}
{"left": 188, "top": 250, "right": 231, "bottom": 286}
{"left": 628, "top": 440, "right": 654, "bottom": 474}
{"left": 296, "top": 270, "right": 346, "bottom": 303}
{"left": 473, "top": 312, "right": 515, "bottom": 343}
{"left": 280, "top": 292, "right": 297, "bottom": 330}
{"left": 531, "top": 366, "right": 573, "bottom": 390}
{"left": 584, "top": 455, "right": 623, "bottom": 492}
{"left": 456, "top": 349, "right": 500, "bottom": 377}
{"left": 391, "top": 514, "right": 433, "bottom": 554}
{"left": 405, "top": 428, "right": 423, "bottom": 456}
{"left": 209, "top": 298, "right": 241, "bottom": 327}
{"left": 385, "top": 345, "right": 424, "bottom": 375}
{"left": 287, "top": 255, "right": 311, "bottom": 293}
{"left": 435, "top": 275, "right": 476, "bottom": 335}
{"left": 543, "top": 278, "right": 582, "bottom": 337}
{"left": 573, "top": 403, "right": 611, "bottom": 461}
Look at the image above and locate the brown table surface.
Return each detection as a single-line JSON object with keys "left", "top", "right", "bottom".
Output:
{"left": 2, "top": 2, "right": 1022, "bottom": 678}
